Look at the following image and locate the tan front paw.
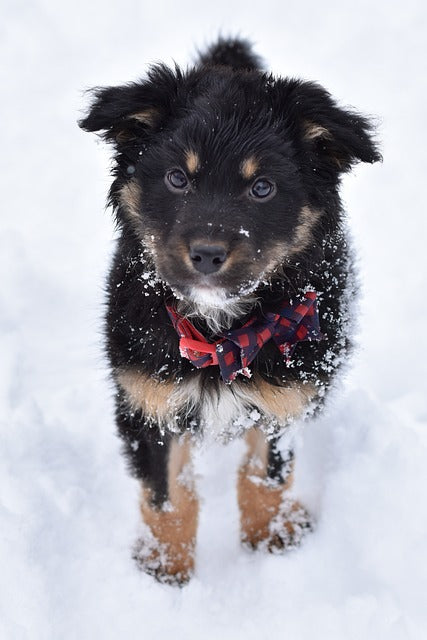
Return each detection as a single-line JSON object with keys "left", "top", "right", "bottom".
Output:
{"left": 133, "top": 534, "right": 195, "bottom": 586}
{"left": 136, "top": 477, "right": 198, "bottom": 586}
{"left": 238, "top": 467, "right": 314, "bottom": 551}
{"left": 241, "top": 497, "right": 314, "bottom": 552}
{"left": 263, "top": 499, "right": 314, "bottom": 552}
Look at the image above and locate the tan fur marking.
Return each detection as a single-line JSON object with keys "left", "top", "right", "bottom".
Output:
{"left": 180, "top": 241, "right": 195, "bottom": 271}
{"left": 303, "top": 122, "right": 347, "bottom": 168}
{"left": 140, "top": 437, "right": 198, "bottom": 582}
{"left": 128, "top": 108, "right": 158, "bottom": 127}
{"left": 238, "top": 469, "right": 292, "bottom": 547}
{"left": 118, "top": 182, "right": 159, "bottom": 253}
{"left": 117, "top": 362, "right": 314, "bottom": 430}
{"left": 116, "top": 368, "right": 179, "bottom": 420}
{"left": 287, "top": 205, "right": 322, "bottom": 257}
{"left": 248, "top": 377, "right": 316, "bottom": 424}
{"left": 303, "top": 121, "right": 332, "bottom": 141}
{"left": 238, "top": 428, "right": 295, "bottom": 548}
{"left": 223, "top": 241, "right": 287, "bottom": 282}
{"left": 241, "top": 155, "right": 259, "bottom": 179}
{"left": 256, "top": 241, "right": 288, "bottom": 277}
{"left": 118, "top": 180, "right": 142, "bottom": 224}
{"left": 184, "top": 150, "right": 200, "bottom": 174}
{"left": 245, "top": 427, "right": 269, "bottom": 470}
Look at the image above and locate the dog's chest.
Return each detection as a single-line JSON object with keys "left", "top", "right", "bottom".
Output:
{"left": 200, "top": 385, "right": 261, "bottom": 439}
{"left": 174, "top": 377, "right": 260, "bottom": 438}
{"left": 173, "top": 375, "right": 315, "bottom": 439}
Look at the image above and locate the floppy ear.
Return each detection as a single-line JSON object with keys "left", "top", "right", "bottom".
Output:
{"left": 78, "top": 64, "right": 183, "bottom": 143}
{"left": 275, "top": 79, "right": 382, "bottom": 171}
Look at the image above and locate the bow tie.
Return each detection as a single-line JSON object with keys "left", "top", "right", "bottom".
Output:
{"left": 166, "top": 291, "right": 323, "bottom": 382}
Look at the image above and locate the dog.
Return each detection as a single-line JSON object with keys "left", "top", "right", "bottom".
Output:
{"left": 79, "top": 37, "right": 380, "bottom": 585}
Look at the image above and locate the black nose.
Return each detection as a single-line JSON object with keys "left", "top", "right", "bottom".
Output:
{"left": 189, "top": 244, "right": 227, "bottom": 274}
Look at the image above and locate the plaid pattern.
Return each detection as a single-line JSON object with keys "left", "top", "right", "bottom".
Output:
{"left": 166, "top": 291, "right": 323, "bottom": 382}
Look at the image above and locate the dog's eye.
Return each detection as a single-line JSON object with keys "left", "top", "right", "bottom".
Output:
{"left": 250, "top": 178, "right": 276, "bottom": 200}
{"left": 166, "top": 169, "right": 189, "bottom": 191}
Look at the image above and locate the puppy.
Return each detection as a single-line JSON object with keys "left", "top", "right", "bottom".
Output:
{"left": 79, "top": 37, "right": 380, "bottom": 584}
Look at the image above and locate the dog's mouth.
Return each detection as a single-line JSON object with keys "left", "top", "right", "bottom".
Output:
{"left": 170, "top": 274, "right": 264, "bottom": 305}
{"left": 170, "top": 282, "right": 238, "bottom": 305}
{"left": 188, "top": 284, "right": 229, "bottom": 306}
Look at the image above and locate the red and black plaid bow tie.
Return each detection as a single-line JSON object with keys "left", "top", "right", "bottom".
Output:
{"left": 166, "top": 291, "right": 323, "bottom": 382}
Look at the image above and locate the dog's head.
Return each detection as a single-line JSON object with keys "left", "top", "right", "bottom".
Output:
{"left": 80, "top": 41, "right": 380, "bottom": 320}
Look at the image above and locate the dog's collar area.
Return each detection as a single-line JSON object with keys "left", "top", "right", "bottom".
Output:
{"left": 166, "top": 291, "right": 323, "bottom": 382}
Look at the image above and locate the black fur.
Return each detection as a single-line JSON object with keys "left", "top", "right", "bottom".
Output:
{"left": 116, "top": 399, "right": 172, "bottom": 507}
{"left": 80, "top": 38, "right": 380, "bottom": 505}
{"left": 197, "top": 36, "right": 264, "bottom": 71}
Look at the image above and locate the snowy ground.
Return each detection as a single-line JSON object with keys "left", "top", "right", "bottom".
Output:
{"left": 1, "top": 1, "right": 427, "bottom": 638}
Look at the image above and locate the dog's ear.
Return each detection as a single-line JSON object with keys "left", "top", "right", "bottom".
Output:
{"left": 274, "top": 79, "right": 381, "bottom": 171}
{"left": 78, "top": 64, "right": 183, "bottom": 143}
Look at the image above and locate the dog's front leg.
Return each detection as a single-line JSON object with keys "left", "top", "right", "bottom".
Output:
{"left": 238, "top": 428, "right": 313, "bottom": 551}
{"left": 117, "top": 404, "right": 198, "bottom": 585}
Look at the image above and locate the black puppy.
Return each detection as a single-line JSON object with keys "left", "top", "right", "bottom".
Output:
{"left": 80, "top": 37, "right": 380, "bottom": 584}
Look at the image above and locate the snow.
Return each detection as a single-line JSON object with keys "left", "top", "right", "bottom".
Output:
{"left": 1, "top": 1, "right": 427, "bottom": 639}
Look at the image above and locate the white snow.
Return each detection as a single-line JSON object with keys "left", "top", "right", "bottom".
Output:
{"left": 239, "top": 227, "right": 250, "bottom": 237}
{"left": 1, "top": 2, "right": 427, "bottom": 639}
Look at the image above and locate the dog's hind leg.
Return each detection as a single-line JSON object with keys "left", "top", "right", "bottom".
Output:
{"left": 237, "top": 428, "right": 313, "bottom": 551}
{"left": 116, "top": 405, "right": 198, "bottom": 585}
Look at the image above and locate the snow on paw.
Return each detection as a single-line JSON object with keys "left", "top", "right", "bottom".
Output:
{"left": 133, "top": 533, "right": 194, "bottom": 586}
{"left": 238, "top": 467, "right": 314, "bottom": 552}
{"left": 266, "top": 499, "right": 314, "bottom": 553}
{"left": 135, "top": 464, "right": 199, "bottom": 586}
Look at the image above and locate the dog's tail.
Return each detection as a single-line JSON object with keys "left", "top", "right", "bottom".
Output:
{"left": 197, "top": 36, "right": 264, "bottom": 71}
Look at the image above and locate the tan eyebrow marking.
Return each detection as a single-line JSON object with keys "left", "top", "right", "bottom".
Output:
{"left": 184, "top": 150, "right": 200, "bottom": 174}
{"left": 240, "top": 155, "right": 259, "bottom": 180}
